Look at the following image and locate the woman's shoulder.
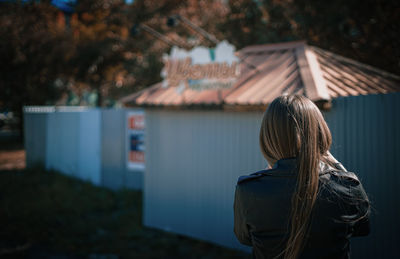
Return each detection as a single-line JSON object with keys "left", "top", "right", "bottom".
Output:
{"left": 235, "top": 167, "right": 296, "bottom": 209}
{"left": 236, "top": 168, "right": 278, "bottom": 185}
{"left": 319, "top": 162, "right": 361, "bottom": 186}
{"left": 237, "top": 158, "right": 298, "bottom": 185}
{"left": 318, "top": 163, "right": 369, "bottom": 203}
{"left": 316, "top": 163, "right": 370, "bottom": 232}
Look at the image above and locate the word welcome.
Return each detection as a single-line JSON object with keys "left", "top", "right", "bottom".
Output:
{"left": 164, "top": 57, "right": 239, "bottom": 87}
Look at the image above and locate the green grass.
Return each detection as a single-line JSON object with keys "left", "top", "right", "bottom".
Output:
{"left": 0, "top": 167, "right": 250, "bottom": 258}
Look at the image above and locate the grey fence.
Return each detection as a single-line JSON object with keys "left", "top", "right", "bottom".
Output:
{"left": 143, "top": 93, "right": 400, "bottom": 258}
{"left": 144, "top": 110, "right": 264, "bottom": 252}
{"left": 101, "top": 109, "right": 143, "bottom": 190}
{"left": 324, "top": 93, "right": 400, "bottom": 259}
{"left": 24, "top": 107, "right": 143, "bottom": 190}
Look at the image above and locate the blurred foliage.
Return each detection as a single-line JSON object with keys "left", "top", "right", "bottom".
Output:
{"left": 0, "top": 166, "right": 250, "bottom": 258}
{"left": 221, "top": 0, "right": 400, "bottom": 74}
{"left": 0, "top": 0, "right": 398, "bottom": 116}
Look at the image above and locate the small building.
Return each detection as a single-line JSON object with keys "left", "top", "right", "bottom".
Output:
{"left": 121, "top": 41, "right": 400, "bottom": 258}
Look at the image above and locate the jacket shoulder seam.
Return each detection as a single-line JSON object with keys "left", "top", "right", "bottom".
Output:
{"left": 237, "top": 168, "right": 288, "bottom": 184}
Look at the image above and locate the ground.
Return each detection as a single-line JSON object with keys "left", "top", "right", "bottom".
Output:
{"left": 0, "top": 141, "right": 25, "bottom": 170}
{"left": 0, "top": 140, "right": 250, "bottom": 259}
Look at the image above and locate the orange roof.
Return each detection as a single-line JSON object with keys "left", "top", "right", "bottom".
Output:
{"left": 120, "top": 41, "right": 400, "bottom": 109}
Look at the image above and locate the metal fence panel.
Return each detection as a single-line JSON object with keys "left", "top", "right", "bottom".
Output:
{"left": 101, "top": 109, "right": 126, "bottom": 189}
{"left": 24, "top": 108, "right": 102, "bottom": 185}
{"left": 45, "top": 110, "right": 102, "bottom": 185}
{"left": 144, "top": 110, "right": 265, "bottom": 251}
{"left": 144, "top": 93, "right": 400, "bottom": 258}
{"left": 324, "top": 93, "right": 400, "bottom": 259}
{"left": 101, "top": 109, "right": 143, "bottom": 190}
{"left": 24, "top": 112, "right": 49, "bottom": 167}
{"left": 78, "top": 110, "right": 101, "bottom": 185}
{"left": 46, "top": 111, "right": 81, "bottom": 178}
{"left": 24, "top": 107, "right": 143, "bottom": 189}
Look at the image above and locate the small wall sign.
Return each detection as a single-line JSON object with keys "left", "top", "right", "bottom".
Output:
{"left": 126, "top": 111, "right": 145, "bottom": 171}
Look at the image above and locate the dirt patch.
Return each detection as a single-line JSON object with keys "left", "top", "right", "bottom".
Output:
{"left": 0, "top": 149, "right": 25, "bottom": 170}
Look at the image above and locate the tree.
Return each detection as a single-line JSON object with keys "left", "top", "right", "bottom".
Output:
{"left": 1, "top": 0, "right": 398, "bottom": 140}
{"left": 220, "top": 0, "right": 400, "bottom": 75}
{"left": 0, "top": 2, "right": 75, "bottom": 135}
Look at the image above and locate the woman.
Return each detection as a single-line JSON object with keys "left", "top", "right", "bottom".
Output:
{"left": 234, "top": 95, "right": 370, "bottom": 259}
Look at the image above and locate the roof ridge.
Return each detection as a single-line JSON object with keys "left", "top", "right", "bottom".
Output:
{"left": 238, "top": 41, "right": 306, "bottom": 55}
{"left": 296, "top": 45, "right": 330, "bottom": 101}
{"left": 310, "top": 46, "right": 400, "bottom": 80}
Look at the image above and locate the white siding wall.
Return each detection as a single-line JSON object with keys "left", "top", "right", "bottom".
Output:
{"left": 324, "top": 93, "right": 400, "bottom": 259}
{"left": 101, "top": 109, "right": 143, "bottom": 190}
{"left": 144, "top": 93, "right": 400, "bottom": 258}
{"left": 45, "top": 110, "right": 102, "bottom": 185}
{"left": 24, "top": 113, "right": 49, "bottom": 166}
{"left": 24, "top": 108, "right": 143, "bottom": 189}
{"left": 144, "top": 110, "right": 265, "bottom": 251}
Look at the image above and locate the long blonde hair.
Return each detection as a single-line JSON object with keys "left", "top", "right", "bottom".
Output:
{"left": 259, "top": 95, "right": 334, "bottom": 259}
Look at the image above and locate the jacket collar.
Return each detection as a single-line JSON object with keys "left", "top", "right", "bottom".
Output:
{"left": 273, "top": 157, "right": 344, "bottom": 175}
{"left": 273, "top": 157, "right": 297, "bottom": 170}
{"left": 238, "top": 157, "right": 342, "bottom": 184}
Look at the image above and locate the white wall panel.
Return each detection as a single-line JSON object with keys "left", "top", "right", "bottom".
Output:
{"left": 46, "top": 112, "right": 81, "bottom": 177}
{"left": 101, "top": 109, "right": 143, "bottom": 190}
{"left": 25, "top": 108, "right": 102, "bottom": 186}
{"left": 144, "top": 93, "right": 400, "bottom": 258}
{"left": 323, "top": 93, "right": 400, "bottom": 259}
{"left": 144, "top": 110, "right": 265, "bottom": 251}
{"left": 24, "top": 112, "right": 48, "bottom": 167}
{"left": 78, "top": 110, "right": 101, "bottom": 185}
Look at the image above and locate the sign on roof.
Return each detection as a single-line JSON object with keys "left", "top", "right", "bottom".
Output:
{"left": 161, "top": 41, "right": 240, "bottom": 93}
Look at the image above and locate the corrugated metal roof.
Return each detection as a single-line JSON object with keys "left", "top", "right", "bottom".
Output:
{"left": 312, "top": 47, "right": 400, "bottom": 98}
{"left": 121, "top": 41, "right": 400, "bottom": 108}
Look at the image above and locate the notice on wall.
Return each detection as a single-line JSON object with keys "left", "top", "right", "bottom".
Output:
{"left": 126, "top": 111, "right": 145, "bottom": 171}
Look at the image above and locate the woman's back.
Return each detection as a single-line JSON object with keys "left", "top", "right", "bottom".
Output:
{"left": 234, "top": 158, "right": 370, "bottom": 259}
{"left": 234, "top": 94, "right": 369, "bottom": 259}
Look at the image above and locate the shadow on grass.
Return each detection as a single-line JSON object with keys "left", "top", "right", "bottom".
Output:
{"left": 0, "top": 166, "right": 250, "bottom": 259}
